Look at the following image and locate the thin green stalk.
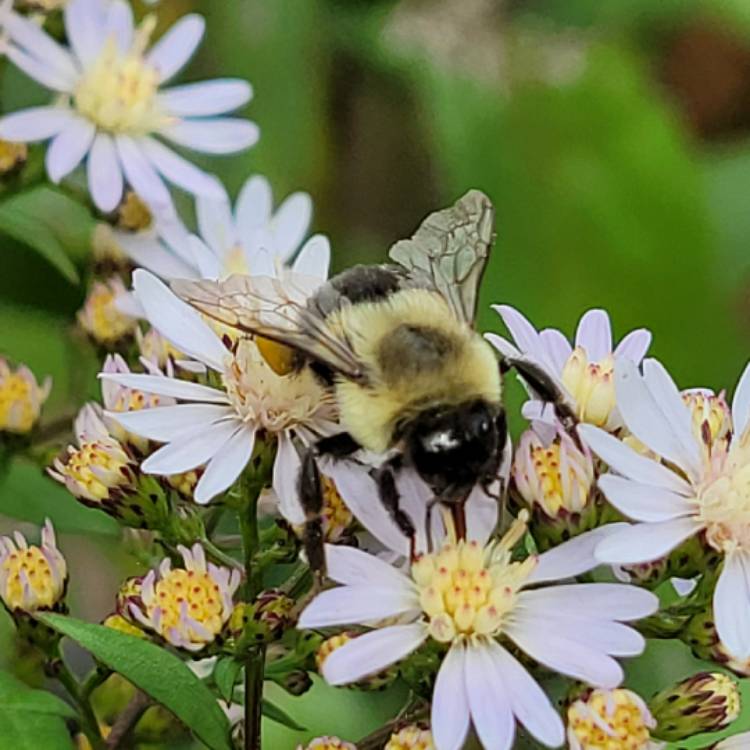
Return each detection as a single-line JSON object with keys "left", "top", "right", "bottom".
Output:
{"left": 55, "top": 660, "right": 106, "bottom": 750}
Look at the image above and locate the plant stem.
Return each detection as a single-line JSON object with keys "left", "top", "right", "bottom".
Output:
{"left": 55, "top": 660, "right": 106, "bottom": 750}
{"left": 202, "top": 538, "right": 243, "bottom": 572}
{"left": 105, "top": 690, "right": 152, "bottom": 749}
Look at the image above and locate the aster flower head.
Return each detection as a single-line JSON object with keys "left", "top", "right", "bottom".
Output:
{"left": 100, "top": 268, "right": 338, "bottom": 512}
{"left": 299, "top": 486, "right": 657, "bottom": 750}
{"left": 487, "top": 307, "right": 651, "bottom": 435}
{"left": 566, "top": 688, "right": 664, "bottom": 750}
{"left": 78, "top": 277, "right": 137, "bottom": 346}
{"left": 296, "top": 739, "right": 356, "bottom": 750}
{"left": 0, "top": 357, "right": 51, "bottom": 434}
{"left": 0, "top": 0, "right": 257, "bottom": 213}
{"left": 0, "top": 520, "right": 67, "bottom": 613}
{"left": 386, "top": 726, "right": 434, "bottom": 750}
{"left": 579, "top": 358, "right": 750, "bottom": 662}
{"left": 128, "top": 542, "right": 240, "bottom": 651}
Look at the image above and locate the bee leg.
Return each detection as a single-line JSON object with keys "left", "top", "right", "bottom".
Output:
{"left": 371, "top": 458, "right": 418, "bottom": 561}
{"left": 314, "top": 431, "right": 360, "bottom": 460}
{"left": 298, "top": 446, "right": 327, "bottom": 588}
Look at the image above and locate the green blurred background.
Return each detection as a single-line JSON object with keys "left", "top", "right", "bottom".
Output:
{"left": 3, "top": 0, "right": 750, "bottom": 746}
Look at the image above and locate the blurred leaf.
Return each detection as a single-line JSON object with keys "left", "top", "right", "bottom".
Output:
{"left": 38, "top": 614, "right": 233, "bottom": 750}
{"left": 213, "top": 656, "right": 242, "bottom": 704}
{"left": 0, "top": 187, "right": 95, "bottom": 284}
{"left": 0, "top": 460, "right": 118, "bottom": 537}
{"left": 262, "top": 698, "right": 307, "bottom": 731}
{"left": 0, "top": 670, "right": 75, "bottom": 749}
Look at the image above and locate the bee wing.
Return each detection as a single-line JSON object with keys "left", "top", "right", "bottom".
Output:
{"left": 171, "top": 274, "right": 367, "bottom": 381}
{"left": 388, "top": 189, "right": 495, "bottom": 325}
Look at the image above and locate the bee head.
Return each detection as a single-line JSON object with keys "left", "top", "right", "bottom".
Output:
{"left": 406, "top": 400, "right": 501, "bottom": 498}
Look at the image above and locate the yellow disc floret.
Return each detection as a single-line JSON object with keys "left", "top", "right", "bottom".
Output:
{"left": 567, "top": 688, "right": 655, "bottom": 750}
{"left": 561, "top": 347, "right": 616, "bottom": 426}
{"left": 385, "top": 726, "right": 435, "bottom": 750}
{"left": 297, "top": 738, "right": 356, "bottom": 750}
{"left": 116, "top": 192, "right": 154, "bottom": 232}
{"left": 78, "top": 278, "right": 136, "bottom": 346}
{"left": 0, "top": 359, "right": 51, "bottom": 434}
{"left": 0, "top": 139, "right": 27, "bottom": 173}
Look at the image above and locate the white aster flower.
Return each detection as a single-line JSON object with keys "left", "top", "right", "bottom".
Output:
{"left": 0, "top": 0, "right": 257, "bottom": 212}
{"left": 298, "top": 498, "right": 657, "bottom": 750}
{"left": 115, "top": 174, "right": 328, "bottom": 282}
{"left": 579, "top": 357, "right": 750, "bottom": 662}
{"left": 99, "top": 268, "right": 338, "bottom": 509}
{"left": 487, "top": 307, "right": 651, "bottom": 436}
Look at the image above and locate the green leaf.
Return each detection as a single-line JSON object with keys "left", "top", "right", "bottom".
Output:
{"left": 262, "top": 698, "right": 306, "bottom": 731}
{"left": 213, "top": 656, "right": 242, "bottom": 704}
{"left": 0, "top": 670, "right": 75, "bottom": 750}
{"left": 0, "top": 186, "right": 95, "bottom": 283}
{"left": 38, "top": 614, "right": 232, "bottom": 750}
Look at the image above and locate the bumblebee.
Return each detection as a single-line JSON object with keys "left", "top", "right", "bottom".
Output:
{"left": 173, "top": 190, "right": 569, "bottom": 570}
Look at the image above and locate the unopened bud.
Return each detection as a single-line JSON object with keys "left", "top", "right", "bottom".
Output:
{"left": 0, "top": 358, "right": 51, "bottom": 435}
{"left": 279, "top": 669, "right": 313, "bottom": 696}
{"left": 78, "top": 277, "right": 136, "bottom": 348}
{"left": 650, "top": 672, "right": 740, "bottom": 741}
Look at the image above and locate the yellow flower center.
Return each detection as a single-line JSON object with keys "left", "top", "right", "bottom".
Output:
{"left": 568, "top": 689, "right": 653, "bottom": 750}
{"left": 561, "top": 347, "right": 615, "bottom": 426}
{"left": 0, "top": 545, "right": 64, "bottom": 611}
{"left": 78, "top": 281, "right": 136, "bottom": 345}
{"left": 683, "top": 391, "right": 732, "bottom": 464}
{"left": 0, "top": 372, "right": 45, "bottom": 433}
{"left": 116, "top": 191, "right": 154, "bottom": 232}
{"left": 223, "top": 339, "right": 335, "bottom": 432}
{"left": 148, "top": 567, "right": 227, "bottom": 644}
{"left": 411, "top": 516, "right": 534, "bottom": 643}
{"left": 0, "top": 139, "right": 27, "bottom": 173}
{"left": 299, "top": 739, "right": 356, "bottom": 750}
{"left": 385, "top": 726, "right": 434, "bottom": 750}
{"left": 321, "top": 476, "right": 353, "bottom": 541}
{"left": 165, "top": 470, "right": 199, "bottom": 498}
{"left": 60, "top": 439, "right": 133, "bottom": 501}
{"left": 74, "top": 18, "right": 167, "bottom": 135}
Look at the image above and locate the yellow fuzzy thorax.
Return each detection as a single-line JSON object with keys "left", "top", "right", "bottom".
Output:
{"left": 329, "top": 289, "right": 501, "bottom": 453}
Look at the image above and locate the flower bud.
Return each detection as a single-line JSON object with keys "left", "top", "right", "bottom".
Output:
{"left": 0, "top": 358, "right": 51, "bottom": 434}
{"left": 296, "top": 738, "right": 356, "bottom": 750}
{"left": 279, "top": 669, "right": 313, "bottom": 696}
{"left": 649, "top": 672, "right": 740, "bottom": 741}
{"left": 316, "top": 633, "right": 397, "bottom": 691}
{"left": 561, "top": 347, "right": 616, "bottom": 426}
{"left": 78, "top": 277, "right": 136, "bottom": 347}
{"left": 116, "top": 191, "right": 153, "bottom": 232}
{"left": 253, "top": 588, "right": 295, "bottom": 638}
{"left": 385, "top": 725, "right": 434, "bottom": 750}
{"left": 567, "top": 688, "right": 658, "bottom": 750}
{"left": 0, "top": 520, "right": 66, "bottom": 614}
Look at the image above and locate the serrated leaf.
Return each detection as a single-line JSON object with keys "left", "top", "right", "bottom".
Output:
{"left": 262, "top": 698, "right": 307, "bottom": 731}
{"left": 38, "top": 614, "right": 232, "bottom": 750}
{"left": 0, "top": 670, "right": 75, "bottom": 750}
{"left": 213, "top": 656, "right": 242, "bottom": 704}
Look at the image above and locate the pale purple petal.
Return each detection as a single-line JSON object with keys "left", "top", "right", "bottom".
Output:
{"left": 272, "top": 432, "right": 304, "bottom": 525}
{"left": 46, "top": 117, "right": 95, "bottom": 182}
{"left": 539, "top": 328, "right": 572, "bottom": 373}
{"left": 291, "top": 235, "right": 330, "bottom": 280}
{"left": 133, "top": 269, "right": 228, "bottom": 370}
{"left": 492, "top": 305, "right": 545, "bottom": 363}
{"left": 432, "top": 644, "right": 471, "bottom": 750}
{"left": 194, "top": 426, "right": 255, "bottom": 504}
{"left": 324, "top": 544, "right": 416, "bottom": 592}
{"left": 87, "top": 133, "right": 123, "bottom": 212}
{"left": 577, "top": 423, "right": 692, "bottom": 495}
{"left": 732, "top": 361, "right": 750, "bottom": 438}
{"left": 64, "top": 0, "right": 107, "bottom": 66}
{"left": 235, "top": 175, "right": 272, "bottom": 238}
{"left": 271, "top": 192, "right": 312, "bottom": 260}
{"left": 595, "top": 518, "right": 702, "bottom": 565}
{"left": 614, "top": 328, "right": 651, "bottom": 363}
{"left": 714, "top": 552, "right": 750, "bottom": 660}
{"left": 159, "top": 119, "right": 260, "bottom": 154}
{"left": 320, "top": 624, "right": 427, "bottom": 685}
{"left": 196, "top": 191, "right": 234, "bottom": 255}
{"left": 105, "top": 0, "right": 133, "bottom": 52}
{"left": 298, "top": 588, "right": 420, "bottom": 629}
{"left": 0, "top": 107, "right": 73, "bottom": 142}
{"left": 115, "top": 136, "right": 172, "bottom": 213}
{"left": 518, "top": 584, "right": 658, "bottom": 621}
{"left": 146, "top": 14, "right": 205, "bottom": 84}
{"left": 105, "top": 404, "right": 234, "bottom": 442}
{"left": 116, "top": 232, "right": 197, "bottom": 279}
{"left": 485, "top": 332, "right": 521, "bottom": 359}
{"left": 159, "top": 79, "right": 252, "bottom": 117}
{"left": 188, "top": 235, "right": 222, "bottom": 279}
{"left": 597, "top": 475, "right": 694, "bottom": 522}
{"left": 465, "top": 482, "right": 500, "bottom": 546}
{"left": 99, "top": 372, "right": 229, "bottom": 404}
{"left": 5, "top": 45, "right": 75, "bottom": 92}
{"left": 575, "top": 309, "right": 612, "bottom": 361}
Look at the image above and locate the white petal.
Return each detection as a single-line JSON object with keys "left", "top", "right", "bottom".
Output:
{"left": 194, "top": 427, "right": 255, "bottom": 504}
{"left": 320, "top": 624, "right": 426, "bottom": 685}
{"left": 146, "top": 14, "right": 205, "bottom": 83}
{"left": 116, "top": 136, "right": 172, "bottom": 212}
{"left": 527, "top": 524, "right": 631, "bottom": 585}
{"left": 577, "top": 423, "right": 692, "bottom": 495}
{"left": 64, "top": 0, "right": 107, "bottom": 67}
{"left": 159, "top": 79, "right": 252, "bottom": 117}
{"left": 196, "top": 191, "right": 234, "bottom": 256}
{"left": 235, "top": 175, "right": 272, "bottom": 236}
{"left": 87, "top": 133, "right": 123, "bottom": 212}
{"left": 465, "top": 483, "right": 500, "bottom": 547}
{"left": 575, "top": 309, "right": 612, "bottom": 361}
{"left": 139, "top": 138, "right": 224, "bottom": 199}
{"left": 492, "top": 305, "right": 548, "bottom": 365}
{"left": 268, "top": 433, "right": 302, "bottom": 524}
{"left": 46, "top": 117, "right": 95, "bottom": 183}
{"left": 491, "top": 644, "right": 565, "bottom": 748}
{"left": 595, "top": 518, "right": 701, "bottom": 565}
{"left": 598, "top": 475, "right": 694, "bottom": 522}
{"left": 518, "top": 584, "right": 659, "bottom": 621}
{"left": 505, "top": 619, "right": 624, "bottom": 688}
{"left": 116, "top": 232, "right": 197, "bottom": 279}
{"left": 614, "top": 328, "right": 651, "bottom": 363}
{"left": 431, "top": 644, "right": 471, "bottom": 750}
{"left": 292, "top": 235, "right": 330, "bottom": 280}
{"left": 133, "top": 269, "right": 228, "bottom": 370}
{"left": 539, "top": 328, "right": 572, "bottom": 373}
{"left": 298, "top": 587, "right": 420, "bottom": 629}
{"left": 732, "top": 361, "right": 750, "bottom": 438}
{"left": 141, "top": 419, "right": 240, "bottom": 474}
{"left": 159, "top": 118, "right": 260, "bottom": 154}
{"left": 714, "top": 552, "right": 750, "bottom": 660}
{"left": 105, "top": 0, "right": 133, "bottom": 52}
{"left": 5, "top": 45, "right": 75, "bottom": 92}
{"left": 99, "top": 372, "right": 228, "bottom": 404}
{"left": 105, "top": 404, "right": 234, "bottom": 442}
{"left": 271, "top": 192, "right": 312, "bottom": 260}
{"left": 485, "top": 332, "right": 521, "bottom": 360}
{"left": 0, "top": 107, "right": 73, "bottom": 142}
{"left": 324, "top": 544, "right": 415, "bottom": 591}
{"left": 188, "top": 235, "right": 222, "bottom": 279}
{"left": 716, "top": 731, "right": 750, "bottom": 750}
{"left": 465, "top": 641, "right": 515, "bottom": 750}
